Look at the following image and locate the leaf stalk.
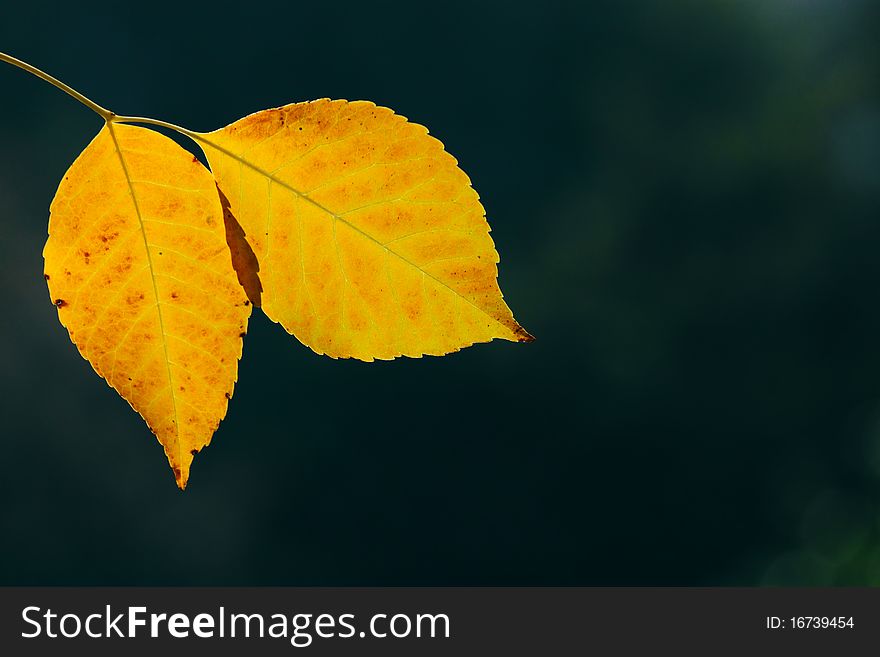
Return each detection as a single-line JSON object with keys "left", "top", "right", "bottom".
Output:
{"left": 0, "top": 52, "right": 208, "bottom": 147}
{"left": 0, "top": 51, "right": 114, "bottom": 120}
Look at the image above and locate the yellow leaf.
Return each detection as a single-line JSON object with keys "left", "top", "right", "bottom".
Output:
{"left": 43, "top": 124, "right": 251, "bottom": 489}
{"left": 198, "top": 99, "right": 532, "bottom": 361}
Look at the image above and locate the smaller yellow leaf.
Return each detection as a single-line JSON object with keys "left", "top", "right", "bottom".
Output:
{"left": 43, "top": 124, "right": 252, "bottom": 488}
{"left": 198, "top": 99, "right": 533, "bottom": 361}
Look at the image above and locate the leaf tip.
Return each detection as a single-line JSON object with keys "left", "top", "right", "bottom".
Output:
{"left": 513, "top": 324, "right": 535, "bottom": 343}
{"left": 173, "top": 465, "right": 189, "bottom": 491}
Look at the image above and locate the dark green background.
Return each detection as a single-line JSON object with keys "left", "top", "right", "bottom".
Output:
{"left": 1, "top": 0, "right": 879, "bottom": 585}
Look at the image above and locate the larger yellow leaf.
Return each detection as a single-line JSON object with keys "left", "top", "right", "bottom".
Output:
{"left": 198, "top": 99, "right": 532, "bottom": 361}
{"left": 43, "top": 123, "right": 251, "bottom": 489}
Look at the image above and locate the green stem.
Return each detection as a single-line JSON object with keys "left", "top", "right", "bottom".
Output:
{"left": 0, "top": 51, "right": 113, "bottom": 120}
{"left": 0, "top": 52, "right": 209, "bottom": 148}
{"left": 113, "top": 115, "right": 222, "bottom": 161}
{"left": 111, "top": 114, "right": 201, "bottom": 140}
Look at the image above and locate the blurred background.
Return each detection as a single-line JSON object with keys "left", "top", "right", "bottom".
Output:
{"left": 1, "top": 0, "right": 879, "bottom": 585}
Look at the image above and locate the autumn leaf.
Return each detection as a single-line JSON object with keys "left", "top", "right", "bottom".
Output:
{"left": 2, "top": 51, "right": 533, "bottom": 488}
{"left": 43, "top": 123, "right": 252, "bottom": 489}
{"left": 196, "top": 100, "right": 533, "bottom": 361}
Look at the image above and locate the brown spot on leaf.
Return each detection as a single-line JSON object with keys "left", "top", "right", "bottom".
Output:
{"left": 190, "top": 449, "right": 199, "bottom": 456}
{"left": 54, "top": 299, "right": 67, "bottom": 308}
{"left": 44, "top": 274, "right": 50, "bottom": 281}
{"left": 239, "top": 332, "right": 247, "bottom": 338}
{"left": 224, "top": 392, "right": 231, "bottom": 399}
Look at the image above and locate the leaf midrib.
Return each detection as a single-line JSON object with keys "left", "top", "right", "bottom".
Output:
{"left": 193, "top": 132, "right": 512, "bottom": 337}
{"left": 106, "top": 123, "right": 182, "bottom": 462}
